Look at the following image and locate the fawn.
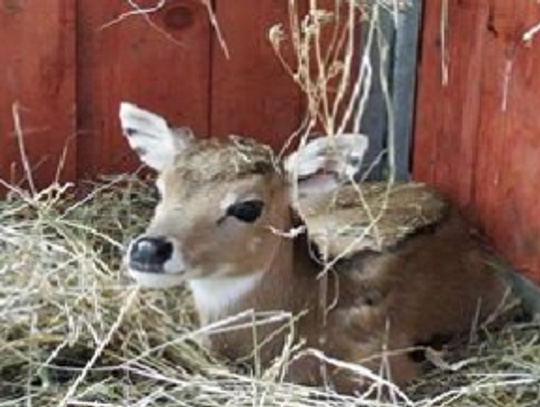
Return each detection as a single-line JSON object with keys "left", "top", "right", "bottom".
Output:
{"left": 119, "top": 102, "right": 517, "bottom": 393}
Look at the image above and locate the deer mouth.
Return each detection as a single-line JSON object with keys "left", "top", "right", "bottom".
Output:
{"left": 128, "top": 268, "right": 187, "bottom": 288}
{"left": 128, "top": 258, "right": 167, "bottom": 274}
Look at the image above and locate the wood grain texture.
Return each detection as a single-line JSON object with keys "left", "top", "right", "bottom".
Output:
{"left": 76, "top": 0, "right": 211, "bottom": 179}
{"left": 414, "top": 0, "right": 488, "bottom": 211}
{"left": 475, "top": 0, "right": 540, "bottom": 281}
{"left": 414, "top": 0, "right": 540, "bottom": 283}
{"left": 0, "top": 0, "right": 76, "bottom": 191}
{"left": 210, "top": 0, "right": 304, "bottom": 149}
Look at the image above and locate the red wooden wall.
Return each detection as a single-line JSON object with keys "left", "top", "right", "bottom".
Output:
{"left": 0, "top": 0, "right": 76, "bottom": 190}
{"left": 0, "top": 0, "right": 303, "bottom": 187}
{"left": 414, "top": 0, "right": 540, "bottom": 284}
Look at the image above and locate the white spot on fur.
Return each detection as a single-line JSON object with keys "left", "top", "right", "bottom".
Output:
{"left": 220, "top": 192, "right": 238, "bottom": 212}
{"left": 128, "top": 269, "right": 185, "bottom": 288}
{"left": 163, "top": 246, "right": 185, "bottom": 274}
{"left": 189, "top": 271, "right": 264, "bottom": 323}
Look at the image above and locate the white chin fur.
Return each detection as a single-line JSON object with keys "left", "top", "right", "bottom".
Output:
{"left": 129, "top": 269, "right": 186, "bottom": 288}
{"left": 163, "top": 248, "right": 185, "bottom": 274}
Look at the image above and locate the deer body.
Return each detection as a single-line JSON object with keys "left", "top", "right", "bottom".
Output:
{"left": 184, "top": 208, "right": 507, "bottom": 391}
{"left": 120, "top": 103, "right": 512, "bottom": 393}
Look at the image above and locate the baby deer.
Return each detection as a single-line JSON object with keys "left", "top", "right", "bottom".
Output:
{"left": 120, "top": 102, "right": 515, "bottom": 393}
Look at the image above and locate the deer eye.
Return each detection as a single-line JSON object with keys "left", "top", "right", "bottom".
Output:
{"left": 226, "top": 200, "right": 264, "bottom": 223}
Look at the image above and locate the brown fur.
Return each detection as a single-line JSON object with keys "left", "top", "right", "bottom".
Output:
{"left": 139, "top": 137, "right": 511, "bottom": 393}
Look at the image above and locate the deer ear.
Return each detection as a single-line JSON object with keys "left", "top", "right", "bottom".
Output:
{"left": 119, "top": 102, "right": 193, "bottom": 172}
{"left": 284, "top": 133, "right": 369, "bottom": 197}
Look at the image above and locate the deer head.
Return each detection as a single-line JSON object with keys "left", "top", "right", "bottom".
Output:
{"left": 119, "top": 102, "right": 368, "bottom": 289}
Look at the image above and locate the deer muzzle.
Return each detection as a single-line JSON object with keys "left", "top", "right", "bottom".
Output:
{"left": 127, "top": 235, "right": 186, "bottom": 288}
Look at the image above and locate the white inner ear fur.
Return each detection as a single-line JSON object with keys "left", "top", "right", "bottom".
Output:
{"left": 290, "top": 173, "right": 342, "bottom": 199}
{"left": 119, "top": 102, "right": 193, "bottom": 171}
{"left": 284, "top": 133, "right": 369, "bottom": 198}
{"left": 285, "top": 133, "right": 369, "bottom": 179}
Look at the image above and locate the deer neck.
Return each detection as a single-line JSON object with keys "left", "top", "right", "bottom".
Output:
{"left": 189, "top": 213, "right": 319, "bottom": 326}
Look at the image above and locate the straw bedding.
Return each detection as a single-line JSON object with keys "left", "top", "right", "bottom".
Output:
{"left": 0, "top": 177, "right": 538, "bottom": 407}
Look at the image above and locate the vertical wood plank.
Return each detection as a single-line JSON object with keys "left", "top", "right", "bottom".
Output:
{"left": 76, "top": 0, "right": 211, "bottom": 179}
{"left": 472, "top": 0, "right": 516, "bottom": 253}
{"left": 412, "top": 0, "right": 443, "bottom": 184}
{"left": 474, "top": 0, "right": 540, "bottom": 282}
{"left": 414, "top": 0, "right": 488, "bottom": 213}
{"left": 210, "top": 0, "right": 304, "bottom": 149}
{"left": 0, "top": 0, "right": 76, "bottom": 191}
{"left": 414, "top": 0, "right": 540, "bottom": 283}
{"left": 435, "top": 1, "right": 489, "bottom": 212}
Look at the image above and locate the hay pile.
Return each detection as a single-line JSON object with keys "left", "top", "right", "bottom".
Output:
{"left": 0, "top": 178, "right": 214, "bottom": 406}
{"left": 0, "top": 177, "right": 539, "bottom": 407}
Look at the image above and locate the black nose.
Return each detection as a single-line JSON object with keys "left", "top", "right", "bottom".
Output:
{"left": 129, "top": 236, "right": 174, "bottom": 273}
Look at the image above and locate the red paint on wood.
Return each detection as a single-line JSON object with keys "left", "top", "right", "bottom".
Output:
{"left": 472, "top": 1, "right": 517, "bottom": 256}
{"left": 414, "top": 1, "right": 488, "bottom": 213}
{"left": 411, "top": 0, "right": 442, "bottom": 184}
{"left": 76, "top": 0, "right": 211, "bottom": 179}
{"left": 475, "top": 0, "right": 540, "bottom": 282}
{"left": 210, "top": 0, "right": 305, "bottom": 150}
{"left": 0, "top": 0, "right": 76, "bottom": 191}
{"left": 414, "top": 0, "right": 540, "bottom": 283}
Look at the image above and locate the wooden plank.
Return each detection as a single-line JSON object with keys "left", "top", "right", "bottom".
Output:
{"left": 414, "top": 0, "right": 488, "bottom": 213}
{"left": 210, "top": 0, "right": 304, "bottom": 150}
{"left": 434, "top": 0, "right": 489, "bottom": 213}
{"left": 412, "top": 0, "right": 443, "bottom": 184}
{"left": 0, "top": 0, "right": 76, "bottom": 192}
{"left": 76, "top": 0, "right": 211, "bottom": 179}
{"left": 474, "top": 0, "right": 540, "bottom": 283}
{"left": 414, "top": 0, "right": 540, "bottom": 284}
{"left": 472, "top": 0, "right": 516, "bottom": 247}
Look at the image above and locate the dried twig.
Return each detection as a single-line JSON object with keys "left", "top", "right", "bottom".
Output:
{"left": 11, "top": 102, "right": 36, "bottom": 196}
{"left": 201, "top": 0, "right": 230, "bottom": 59}
{"left": 440, "top": 0, "right": 449, "bottom": 86}
{"left": 523, "top": 20, "right": 540, "bottom": 43}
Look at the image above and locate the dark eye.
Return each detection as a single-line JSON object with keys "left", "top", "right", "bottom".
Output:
{"left": 226, "top": 200, "right": 264, "bottom": 223}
